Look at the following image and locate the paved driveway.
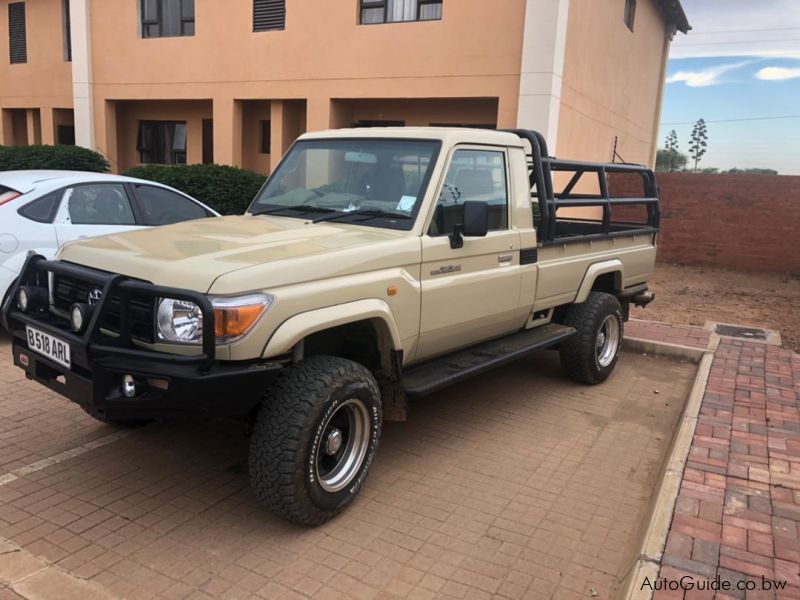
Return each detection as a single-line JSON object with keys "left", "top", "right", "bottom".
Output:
{"left": 0, "top": 331, "right": 695, "bottom": 599}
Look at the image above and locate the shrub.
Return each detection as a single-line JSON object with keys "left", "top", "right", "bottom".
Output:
{"left": 123, "top": 164, "right": 266, "bottom": 215}
{"left": 0, "top": 145, "right": 110, "bottom": 172}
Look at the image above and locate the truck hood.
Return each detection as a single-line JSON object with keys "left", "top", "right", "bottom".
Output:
{"left": 58, "top": 215, "right": 421, "bottom": 293}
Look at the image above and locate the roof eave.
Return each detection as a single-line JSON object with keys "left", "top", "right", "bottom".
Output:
{"left": 657, "top": 0, "right": 691, "bottom": 34}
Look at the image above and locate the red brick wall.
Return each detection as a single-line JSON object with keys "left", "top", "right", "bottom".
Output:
{"left": 610, "top": 173, "right": 800, "bottom": 272}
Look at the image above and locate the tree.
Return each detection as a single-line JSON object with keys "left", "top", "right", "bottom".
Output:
{"left": 723, "top": 167, "right": 778, "bottom": 175}
{"left": 661, "top": 129, "right": 683, "bottom": 172}
{"left": 688, "top": 118, "right": 708, "bottom": 172}
{"left": 656, "top": 148, "right": 687, "bottom": 172}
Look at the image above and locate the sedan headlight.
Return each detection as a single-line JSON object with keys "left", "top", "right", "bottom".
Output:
{"left": 156, "top": 293, "right": 273, "bottom": 344}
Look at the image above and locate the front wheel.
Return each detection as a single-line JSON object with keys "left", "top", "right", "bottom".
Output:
{"left": 249, "top": 356, "right": 382, "bottom": 525}
{"left": 559, "top": 292, "right": 623, "bottom": 384}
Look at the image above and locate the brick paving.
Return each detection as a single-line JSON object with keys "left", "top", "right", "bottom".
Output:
{"left": 651, "top": 339, "right": 800, "bottom": 599}
{"left": 625, "top": 320, "right": 712, "bottom": 350}
{"left": 0, "top": 329, "right": 695, "bottom": 599}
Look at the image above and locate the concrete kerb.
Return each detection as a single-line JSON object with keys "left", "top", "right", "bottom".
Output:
{"left": 0, "top": 537, "right": 116, "bottom": 600}
{"left": 616, "top": 334, "right": 719, "bottom": 600}
{"left": 623, "top": 337, "right": 705, "bottom": 364}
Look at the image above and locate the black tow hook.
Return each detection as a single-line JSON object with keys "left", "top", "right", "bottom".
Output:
{"left": 632, "top": 291, "right": 656, "bottom": 308}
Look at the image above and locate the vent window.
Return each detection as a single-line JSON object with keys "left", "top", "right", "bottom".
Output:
{"left": 254, "top": 0, "right": 285, "bottom": 32}
{"left": 8, "top": 2, "right": 27, "bottom": 64}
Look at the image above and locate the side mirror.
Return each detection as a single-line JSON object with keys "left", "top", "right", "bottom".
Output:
{"left": 449, "top": 201, "right": 489, "bottom": 249}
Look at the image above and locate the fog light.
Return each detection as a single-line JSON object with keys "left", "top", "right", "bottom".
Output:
{"left": 17, "top": 286, "right": 47, "bottom": 313}
{"left": 70, "top": 303, "right": 93, "bottom": 334}
{"left": 122, "top": 374, "right": 138, "bottom": 398}
{"left": 17, "top": 288, "right": 28, "bottom": 312}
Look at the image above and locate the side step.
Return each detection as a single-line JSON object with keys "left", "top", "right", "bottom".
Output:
{"left": 403, "top": 323, "right": 576, "bottom": 397}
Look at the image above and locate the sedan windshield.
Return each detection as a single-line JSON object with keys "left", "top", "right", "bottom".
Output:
{"left": 249, "top": 139, "right": 440, "bottom": 230}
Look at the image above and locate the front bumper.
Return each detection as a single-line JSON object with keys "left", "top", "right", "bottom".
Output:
{"left": 3, "top": 255, "right": 285, "bottom": 420}
{"left": 11, "top": 341, "right": 282, "bottom": 420}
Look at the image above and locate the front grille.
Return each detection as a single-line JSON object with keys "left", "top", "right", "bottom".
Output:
{"left": 51, "top": 275, "right": 156, "bottom": 342}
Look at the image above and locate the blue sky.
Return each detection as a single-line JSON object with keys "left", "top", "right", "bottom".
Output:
{"left": 659, "top": 0, "right": 800, "bottom": 174}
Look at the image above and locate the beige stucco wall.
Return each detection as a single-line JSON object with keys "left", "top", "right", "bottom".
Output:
{"left": 557, "top": 0, "right": 670, "bottom": 167}
{"left": 85, "top": 0, "right": 527, "bottom": 169}
{"left": 0, "top": 0, "right": 675, "bottom": 174}
{"left": 0, "top": 0, "right": 73, "bottom": 145}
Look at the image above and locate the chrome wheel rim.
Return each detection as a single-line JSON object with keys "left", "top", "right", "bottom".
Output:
{"left": 596, "top": 315, "right": 620, "bottom": 368}
{"left": 316, "top": 399, "right": 371, "bottom": 493}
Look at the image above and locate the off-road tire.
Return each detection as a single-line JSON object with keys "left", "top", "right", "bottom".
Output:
{"left": 249, "top": 355, "right": 382, "bottom": 526}
{"left": 559, "top": 292, "right": 623, "bottom": 385}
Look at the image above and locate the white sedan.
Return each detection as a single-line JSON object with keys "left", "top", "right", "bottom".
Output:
{"left": 0, "top": 170, "right": 219, "bottom": 307}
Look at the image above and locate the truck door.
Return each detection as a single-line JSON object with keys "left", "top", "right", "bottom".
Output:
{"left": 416, "top": 147, "right": 524, "bottom": 361}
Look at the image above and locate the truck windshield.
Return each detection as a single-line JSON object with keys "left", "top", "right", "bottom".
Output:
{"left": 249, "top": 139, "right": 440, "bottom": 230}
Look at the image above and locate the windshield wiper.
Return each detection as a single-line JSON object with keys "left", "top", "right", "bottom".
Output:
{"left": 312, "top": 209, "right": 412, "bottom": 224}
{"left": 252, "top": 205, "right": 336, "bottom": 217}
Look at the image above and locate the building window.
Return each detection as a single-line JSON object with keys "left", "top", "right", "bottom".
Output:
{"left": 353, "top": 120, "right": 405, "bottom": 127}
{"left": 624, "top": 0, "right": 636, "bottom": 31}
{"left": 360, "top": 0, "right": 442, "bottom": 24}
{"left": 8, "top": 2, "right": 27, "bottom": 64}
{"left": 254, "top": 0, "right": 285, "bottom": 31}
{"left": 141, "top": 0, "right": 195, "bottom": 38}
{"left": 430, "top": 123, "right": 495, "bottom": 130}
{"left": 57, "top": 125, "right": 76, "bottom": 145}
{"left": 62, "top": 0, "right": 72, "bottom": 61}
{"left": 137, "top": 121, "right": 188, "bottom": 164}
{"left": 259, "top": 121, "right": 271, "bottom": 154}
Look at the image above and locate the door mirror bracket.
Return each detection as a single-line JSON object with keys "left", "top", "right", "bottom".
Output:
{"left": 448, "top": 225, "right": 464, "bottom": 249}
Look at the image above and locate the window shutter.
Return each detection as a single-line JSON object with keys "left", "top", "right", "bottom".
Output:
{"left": 8, "top": 2, "right": 27, "bottom": 64}
{"left": 254, "top": 0, "right": 285, "bottom": 32}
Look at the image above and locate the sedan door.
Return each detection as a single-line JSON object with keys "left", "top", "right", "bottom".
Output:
{"left": 128, "top": 184, "right": 214, "bottom": 225}
{"left": 54, "top": 183, "right": 144, "bottom": 245}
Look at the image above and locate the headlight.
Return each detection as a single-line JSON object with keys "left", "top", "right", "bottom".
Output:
{"left": 157, "top": 299, "right": 204, "bottom": 344}
{"left": 156, "top": 293, "right": 273, "bottom": 344}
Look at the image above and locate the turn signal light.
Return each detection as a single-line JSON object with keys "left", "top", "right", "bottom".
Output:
{"left": 211, "top": 294, "right": 273, "bottom": 342}
{"left": 214, "top": 304, "right": 265, "bottom": 339}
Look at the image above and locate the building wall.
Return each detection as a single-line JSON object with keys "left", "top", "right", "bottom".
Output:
{"left": 0, "top": 0, "right": 74, "bottom": 145}
{"left": 86, "top": 0, "right": 527, "bottom": 170}
{"left": 557, "top": 0, "right": 670, "bottom": 166}
{"left": 611, "top": 173, "right": 800, "bottom": 272}
{"left": 0, "top": 0, "right": 677, "bottom": 175}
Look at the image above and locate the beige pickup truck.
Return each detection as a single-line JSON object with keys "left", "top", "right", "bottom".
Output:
{"left": 3, "top": 128, "right": 658, "bottom": 524}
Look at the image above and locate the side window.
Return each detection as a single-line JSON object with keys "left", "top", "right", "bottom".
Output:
{"left": 18, "top": 192, "right": 60, "bottom": 223}
{"left": 134, "top": 185, "right": 209, "bottom": 225}
{"left": 66, "top": 184, "right": 135, "bottom": 225}
{"left": 429, "top": 149, "right": 508, "bottom": 236}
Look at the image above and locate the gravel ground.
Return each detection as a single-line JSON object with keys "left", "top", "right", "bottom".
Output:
{"left": 631, "top": 263, "right": 800, "bottom": 352}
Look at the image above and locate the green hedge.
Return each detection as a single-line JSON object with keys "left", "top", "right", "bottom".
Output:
{"left": 0, "top": 145, "right": 110, "bottom": 172}
{"left": 123, "top": 164, "right": 266, "bottom": 215}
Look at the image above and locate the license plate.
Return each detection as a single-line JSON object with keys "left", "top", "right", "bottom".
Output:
{"left": 25, "top": 326, "right": 71, "bottom": 370}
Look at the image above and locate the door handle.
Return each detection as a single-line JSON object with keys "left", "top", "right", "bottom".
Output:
{"left": 498, "top": 253, "right": 514, "bottom": 266}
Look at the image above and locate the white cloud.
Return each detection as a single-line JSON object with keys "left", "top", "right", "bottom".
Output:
{"left": 670, "top": 0, "right": 800, "bottom": 60}
{"left": 666, "top": 61, "right": 752, "bottom": 87}
{"left": 756, "top": 66, "right": 800, "bottom": 80}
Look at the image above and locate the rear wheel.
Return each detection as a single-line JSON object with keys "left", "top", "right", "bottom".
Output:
{"left": 559, "top": 292, "right": 623, "bottom": 384}
{"left": 249, "top": 355, "right": 382, "bottom": 525}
